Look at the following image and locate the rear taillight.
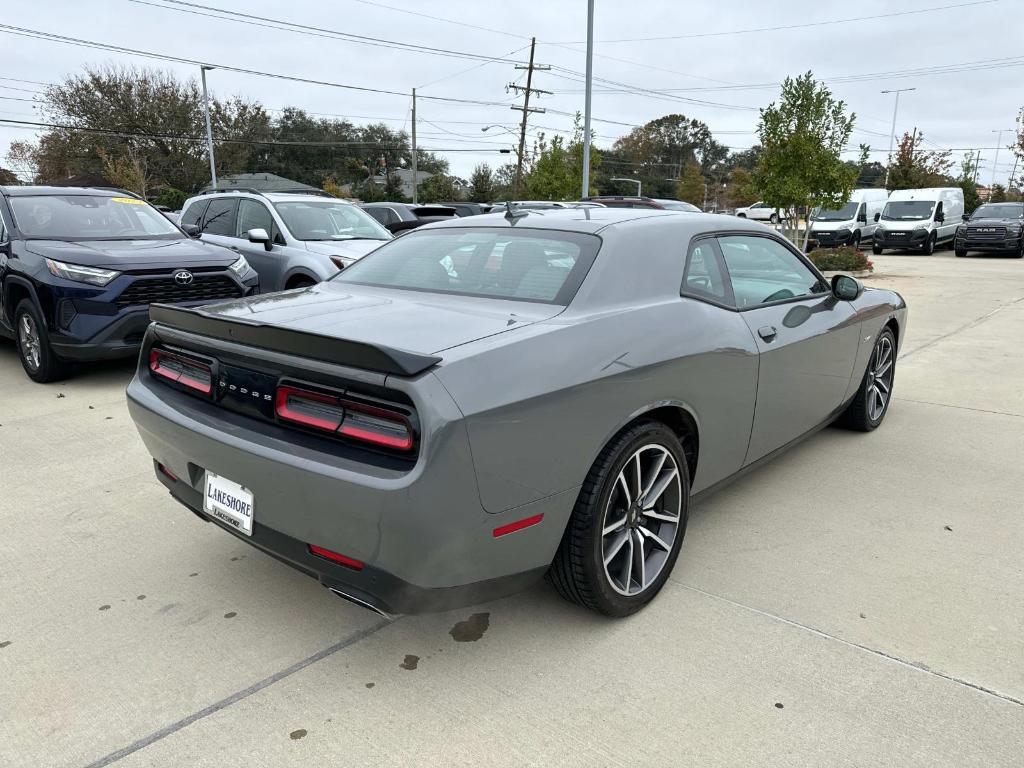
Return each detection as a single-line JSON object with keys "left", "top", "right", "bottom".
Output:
{"left": 308, "top": 544, "right": 364, "bottom": 571}
{"left": 149, "top": 348, "right": 213, "bottom": 395}
{"left": 275, "top": 384, "right": 414, "bottom": 451}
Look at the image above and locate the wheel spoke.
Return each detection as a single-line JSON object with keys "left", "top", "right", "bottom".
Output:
{"left": 602, "top": 516, "right": 627, "bottom": 536}
{"left": 615, "top": 471, "right": 632, "bottom": 508}
{"left": 639, "top": 525, "right": 672, "bottom": 552}
{"left": 638, "top": 451, "right": 668, "bottom": 502}
{"left": 621, "top": 533, "right": 634, "bottom": 589}
{"left": 642, "top": 468, "right": 678, "bottom": 510}
{"left": 603, "top": 530, "right": 629, "bottom": 567}
{"left": 632, "top": 530, "right": 646, "bottom": 590}
{"left": 644, "top": 508, "right": 679, "bottom": 524}
{"left": 874, "top": 359, "right": 892, "bottom": 378}
{"left": 633, "top": 452, "right": 643, "bottom": 499}
{"left": 874, "top": 375, "right": 890, "bottom": 395}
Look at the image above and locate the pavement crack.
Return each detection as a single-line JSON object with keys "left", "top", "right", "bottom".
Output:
{"left": 892, "top": 397, "right": 1024, "bottom": 419}
{"left": 80, "top": 617, "right": 395, "bottom": 768}
{"left": 673, "top": 582, "right": 1024, "bottom": 709}
{"left": 901, "top": 295, "right": 1024, "bottom": 359}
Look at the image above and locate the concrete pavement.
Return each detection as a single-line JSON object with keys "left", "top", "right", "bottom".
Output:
{"left": 1, "top": 251, "right": 1022, "bottom": 767}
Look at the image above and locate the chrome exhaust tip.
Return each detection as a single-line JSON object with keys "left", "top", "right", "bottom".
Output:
{"left": 329, "top": 587, "right": 396, "bottom": 620}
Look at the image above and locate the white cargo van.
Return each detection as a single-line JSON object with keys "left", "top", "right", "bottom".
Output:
{"left": 873, "top": 187, "right": 964, "bottom": 255}
{"left": 808, "top": 188, "right": 889, "bottom": 250}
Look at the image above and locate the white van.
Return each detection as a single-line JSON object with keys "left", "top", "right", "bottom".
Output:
{"left": 808, "top": 188, "right": 889, "bottom": 250}
{"left": 873, "top": 187, "right": 965, "bottom": 255}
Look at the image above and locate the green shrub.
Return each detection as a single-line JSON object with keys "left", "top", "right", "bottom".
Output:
{"left": 807, "top": 246, "right": 873, "bottom": 272}
{"left": 153, "top": 187, "right": 188, "bottom": 212}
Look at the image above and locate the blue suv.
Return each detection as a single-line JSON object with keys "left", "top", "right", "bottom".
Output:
{"left": 0, "top": 186, "right": 259, "bottom": 382}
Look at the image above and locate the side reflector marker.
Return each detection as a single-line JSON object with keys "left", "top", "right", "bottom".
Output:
{"left": 308, "top": 544, "right": 365, "bottom": 571}
{"left": 493, "top": 514, "right": 544, "bottom": 538}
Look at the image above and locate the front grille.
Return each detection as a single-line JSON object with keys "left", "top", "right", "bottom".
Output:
{"left": 966, "top": 226, "right": 1007, "bottom": 241}
{"left": 115, "top": 275, "right": 241, "bottom": 309}
{"left": 884, "top": 231, "right": 909, "bottom": 240}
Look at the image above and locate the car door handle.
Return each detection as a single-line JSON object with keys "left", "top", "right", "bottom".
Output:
{"left": 758, "top": 325, "right": 777, "bottom": 342}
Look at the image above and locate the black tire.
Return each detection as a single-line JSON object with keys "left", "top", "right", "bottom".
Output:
{"left": 851, "top": 232, "right": 861, "bottom": 250}
{"left": 548, "top": 421, "right": 690, "bottom": 617}
{"left": 872, "top": 243, "right": 883, "bottom": 255}
{"left": 286, "top": 277, "right": 316, "bottom": 290}
{"left": 955, "top": 248, "right": 967, "bottom": 258}
{"left": 737, "top": 213, "right": 746, "bottom": 219}
{"left": 14, "top": 299, "right": 69, "bottom": 383}
{"left": 837, "top": 327, "right": 896, "bottom": 432}
{"left": 769, "top": 213, "right": 779, "bottom": 225}
{"left": 923, "top": 232, "right": 936, "bottom": 255}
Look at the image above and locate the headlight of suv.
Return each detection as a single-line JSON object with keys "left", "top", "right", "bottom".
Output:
{"left": 45, "top": 258, "right": 120, "bottom": 287}
{"left": 228, "top": 254, "right": 251, "bottom": 278}
{"left": 330, "top": 255, "right": 356, "bottom": 270}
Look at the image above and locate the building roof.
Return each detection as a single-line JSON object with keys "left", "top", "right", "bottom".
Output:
{"left": 201, "top": 173, "right": 322, "bottom": 194}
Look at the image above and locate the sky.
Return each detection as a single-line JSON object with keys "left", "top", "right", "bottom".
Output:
{"left": 1, "top": 0, "right": 1022, "bottom": 187}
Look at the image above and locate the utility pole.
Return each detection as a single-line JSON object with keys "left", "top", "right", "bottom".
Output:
{"left": 581, "top": 0, "right": 595, "bottom": 200}
{"left": 510, "top": 37, "right": 551, "bottom": 198}
{"left": 881, "top": 87, "right": 915, "bottom": 189}
{"left": 411, "top": 88, "right": 417, "bottom": 204}
{"left": 1009, "top": 154, "right": 1020, "bottom": 192}
{"left": 973, "top": 149, "right": 982, "bottom": 183}
{"left": 200, "top": 66, "right": 217, "bottom": 188}
{"left": 990, "top": 128, "right": 1012, "bottom": 190}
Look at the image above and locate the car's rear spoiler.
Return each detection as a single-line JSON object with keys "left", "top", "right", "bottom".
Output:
{"left": 148, "top": 304, "right": 441, "bottom": 377}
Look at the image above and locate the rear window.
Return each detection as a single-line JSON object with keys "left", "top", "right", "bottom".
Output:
{"left": 332, "top": 227, "right": 601, "bottom": 305}
{"left": 10, "top": 195, "right": 183, "bottom": 240}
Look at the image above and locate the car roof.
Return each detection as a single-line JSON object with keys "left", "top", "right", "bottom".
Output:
{"left": 416, "top": 206, "right": 766, "bottom": 235}
{"left": 0, "top": 185, "right": 133, "bottom": 197}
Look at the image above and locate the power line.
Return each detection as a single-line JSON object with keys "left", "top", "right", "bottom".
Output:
{"left": 552, "top": 0, "right": 1001, "bottom": 43}
{"left": 0, "top": 24, "right": 518, "bottom": 109}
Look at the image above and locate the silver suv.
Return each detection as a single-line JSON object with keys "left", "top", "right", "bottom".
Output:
{"left": 179, "top": 190, "right": 392, "bottom": 291}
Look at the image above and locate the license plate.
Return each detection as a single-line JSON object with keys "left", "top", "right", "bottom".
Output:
{"left": 203, "top": 472, "right": 254, "bottom": 536}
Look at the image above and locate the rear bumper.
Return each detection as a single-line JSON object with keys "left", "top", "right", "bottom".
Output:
{"left": 126, "top": 371, "right": 574, "bottom": 613}
{"left": 156, "top": 463, "right": 546, "bottom": 615}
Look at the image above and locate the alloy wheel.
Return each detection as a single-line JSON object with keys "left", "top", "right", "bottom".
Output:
{"left": 18, "top": 313, "right": 42, "bottom": 372}
{"left": 600, "top": 444, "right": 682, "bottom": 596}
{"left": 866, "top": 335, "right": 894, "bottom": 421}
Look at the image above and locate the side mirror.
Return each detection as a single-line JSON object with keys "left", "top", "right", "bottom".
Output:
{"left": 935, "top": 211, "right": 945, "bottom": 223}
{"left": 857, "top": 212, "right": 867, "bottom": 223}
{"left": 181, "top": 224, "right": 201, "bottom": 238}
{"left": 961, "top": 213, "right": 970, "bottom": 222}
{"left": 873, "top": 212, "right": 880, "bottom": 222}
{"left": 831, "top": 274, "right": 863, "bottom": 301}
{"left": 247, "top": 227, "right": 272, "bottom": 251}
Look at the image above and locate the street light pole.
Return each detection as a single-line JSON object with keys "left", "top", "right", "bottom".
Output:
{"left": 411, "top": 88, "right": 417, "bottom": 204}
{"left": 581, "top": 0, "right": 594, "bottom": 200}
{"left": 200, "top": 66, "right": 217, "bottom": 188}
{"left": 881, "top": 87, "right": 915, "bottom": 189}
{"left": 990, "top": 128, "right": 1013, "bottom": 191}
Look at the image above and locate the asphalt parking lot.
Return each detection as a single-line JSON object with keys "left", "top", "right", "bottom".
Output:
{"left": 2, "top": 251, "right": 1022, "bottom": 767}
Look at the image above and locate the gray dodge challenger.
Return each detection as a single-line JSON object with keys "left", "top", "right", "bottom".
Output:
{"left": 127, "top": 208, "right": 907, "bottom": 617}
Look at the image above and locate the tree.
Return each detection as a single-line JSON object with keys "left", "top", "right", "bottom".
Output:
{"left": 605, "top": 113, "right": 727, "bottom": 199}
{"left": 886, "top": 131, "right": 953, "bottom": 191}
{"left": 418, "top": 173, "right": 459, "bottom": 202}
{"left": 524, "top": 114, "right": 600, "bottom": 200}
{"left": 675, "top": 162, "right": 705, "bottom": 207}
{"left": 97, "top": 145, "right": 151, "bottom": 197}
{"left": 0, "top": 167, "right": 18, "bottom": 185}
{"left": 753, "top": 71, "right": 866, "bottom": 247}
{"left": 469, "top": 164, "right": 495, "bottom": 202}
{"left": 956, "top": 152, "right": 982, "bottom": 214}
{"left": 725, "top": 167, "right": 757, "bottom": 208}
{"left": 989, "top": 184, "right": 1007, "bottom": 203}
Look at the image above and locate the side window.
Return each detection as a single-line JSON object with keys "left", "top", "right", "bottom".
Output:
{"left": 682, "top": 239, "right": 728, "bottom": 303}
{"left": 201, "top": 198, "right": 238, "bottom": 236}
{"left": 180, "top": 199, "right": 209, "bottom": 228}
{"left": 235, "top": 199, "right": 274, "bottom": 239}
{"left": 718, "top": 235, "right": 824, "bottom": 309}
{"left": 364, "top": 208, "right": 388, "bottom": 226}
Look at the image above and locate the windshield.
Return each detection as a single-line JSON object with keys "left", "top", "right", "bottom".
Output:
{"left": 9, "top": 195, "right": 183, "bottom": 240}
{"left": 332, "top": 227, "right": 601, "bottom": 305}
{"left": 971, "top": 203, "right": 1024, "bottom": 220}
{"left": 881, "top": 200, "right": 935, "bottom": 221}
{"left": 814, "top": 202, "right": 859, "bottom": 221}
{"left": 274, "top": 201, "right": 391, "bottom": 241}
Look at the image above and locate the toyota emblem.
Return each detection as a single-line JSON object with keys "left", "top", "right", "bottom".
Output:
{"left": 173, "top": 270, "right": 194, "bottom": 285}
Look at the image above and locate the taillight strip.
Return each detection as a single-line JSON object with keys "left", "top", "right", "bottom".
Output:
{"left": 149, "top": 349, "right": 213, "bottom": 395}
{"left": 308, "top": 544, "right": 364, "bottom": 570}
{"left": 274, "top": 383, "right": 414, "bottom": 452}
